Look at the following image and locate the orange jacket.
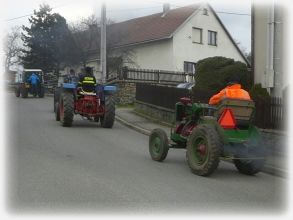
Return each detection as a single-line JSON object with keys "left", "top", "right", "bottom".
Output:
{"left": 208, "top": 84, "right": 251, "bottom": 105}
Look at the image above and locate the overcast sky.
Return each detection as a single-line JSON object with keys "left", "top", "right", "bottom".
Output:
{"left": 1, "top": 0, "right": 252, "bottom": 52}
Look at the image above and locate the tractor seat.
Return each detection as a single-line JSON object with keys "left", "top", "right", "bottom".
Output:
{"left": 216, "top": 98, "right": 255, "bottom": 128}
{"left": 180, "top": 97, "right": 191, "bottom": 105}
{"left": 79, "top": 89, "right": 96, "bottom": 96}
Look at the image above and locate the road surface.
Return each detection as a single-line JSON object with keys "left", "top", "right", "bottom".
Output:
{"left": 6, "top": 93, "right": 287, "bottom": 214}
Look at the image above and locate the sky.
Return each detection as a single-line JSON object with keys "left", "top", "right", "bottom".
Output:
{"left": 1, "top": 0, "right": 252, "bottom": 53}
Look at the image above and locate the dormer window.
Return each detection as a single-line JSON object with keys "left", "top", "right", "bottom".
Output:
{"left": 203, "top": 8, "right": 208, "bottom": 15}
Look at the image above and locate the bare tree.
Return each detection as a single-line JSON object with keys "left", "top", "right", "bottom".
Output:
{"left": 3, "top": 26, "right": 23, "bottom": 72}
{"left": 69, "top": 14, "right": 136, "bottom": 77}
{"left": 69, "top": 15, "right": 101, "bottom": 68}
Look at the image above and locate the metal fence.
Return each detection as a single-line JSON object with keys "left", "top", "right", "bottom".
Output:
{"left": 136, "top": 83, "right": 190, "bottom": 109}
{"left": 136, "top": 84, "right": 284, "bottom": 129}
{"left": 109, "top": 67, "right": 194, "bottom": 84}
{"left": 254, "top": 96, "right": 284, "bottom": 129}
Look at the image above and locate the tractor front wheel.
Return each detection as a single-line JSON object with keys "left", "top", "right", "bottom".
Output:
{"left": 149, "top": 128, "right": 169, "bottom": 162}
{"left": 100, "top": 95, "right": 115, "bottom": 128}
{"left": 59, "top": 91, "right": 74, "bottom": 127}
{"left": 186, "top": 124, "right": 222, "bottom": 176}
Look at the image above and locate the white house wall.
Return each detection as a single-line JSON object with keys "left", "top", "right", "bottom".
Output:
{"left": 125, "top": 39, "right": 174, "bottom": 71}
{"left": 172, "top": 6, "right": 247, "bottom": 71}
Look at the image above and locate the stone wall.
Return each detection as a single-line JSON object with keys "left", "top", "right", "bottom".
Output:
{"left": 114, "top": 82, "right": 136, "bottom": 105}
{"left": 134, "top": 100, "right": 175, "bottom": 124}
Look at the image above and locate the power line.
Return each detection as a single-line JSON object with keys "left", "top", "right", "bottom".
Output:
{"left": 139, "top": 0, "right": 251, "bottom": 16}
{"left": 3, "top": 2, "right": 250, "bottom": 23}
{"left": 2, "top": 2, "right": 73, "bottom": 22}
{"left": 107, "top": 6, "right": 161, "bottom": 13}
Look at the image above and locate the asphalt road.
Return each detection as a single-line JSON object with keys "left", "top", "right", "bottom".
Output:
{"left": 6, "top": 93, "right": 287, "bottom": 214}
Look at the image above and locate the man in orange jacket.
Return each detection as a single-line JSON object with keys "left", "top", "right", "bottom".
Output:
{"left": 209, "top": 76, "right": 251, "bottom": 105}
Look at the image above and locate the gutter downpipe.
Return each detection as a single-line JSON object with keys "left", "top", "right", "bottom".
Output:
{"left": 265, "top": 2, "right": 275, "bottom": 91}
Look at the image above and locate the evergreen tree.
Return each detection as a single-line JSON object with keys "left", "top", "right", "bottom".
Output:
{"left": 193, "top": 56, "right": 251, "bottom": 93}
{"left": 21, "top": 4, "right": 77, "bottom": 75}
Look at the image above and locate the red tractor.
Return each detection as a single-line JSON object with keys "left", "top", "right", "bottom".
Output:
{"left": 55, "top": 83, "right": 116, "bottom": 128}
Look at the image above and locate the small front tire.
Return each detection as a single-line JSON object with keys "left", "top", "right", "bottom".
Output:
{"left": 149, "top": 128, "right": 169, "bottom": 162}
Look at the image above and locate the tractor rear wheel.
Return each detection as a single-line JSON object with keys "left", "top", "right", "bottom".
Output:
{"left": 100, "top": 95, "right": 115, "bottom": 128}
{"left": 186, "top": 124, "right": 222, "bottom": 176}
{"left": 38, "top": 86, "right": 45, "bottom": 98}
{"left": 15, "top": 87, "right": 20, "bottom": 97}
{"left": 55, "top": 102, "right": 60, "bottom": 121}
{"left": 21, "top": 87, "right": 28, "bottom": 98}
{"left": 149, "top": 128, "right": 169, "bottom": 161}
{"left": 233, "top": 142, "right": 265, "bottom": 175}
{"left": 59, "top": 91, "right": 74, "bottom": 127}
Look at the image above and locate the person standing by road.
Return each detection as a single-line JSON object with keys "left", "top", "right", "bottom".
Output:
{"left": 65, "top": 69, "right": 78, "bottom": 83}
{"left": 28, "top": 73, "right": 40, "bottom": 97}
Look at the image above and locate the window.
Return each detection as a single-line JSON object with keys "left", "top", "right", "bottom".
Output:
{"left": 203, "top": 8, "right": 208, "bottom": 15}
{"left": 208, "top": 30, "right": 217, "bottom": 46}
{"left": 192, "top": 27, "right": 202, "bottom": 44}
{"left": 184, "top": 61, "right": 196, "bottom": 74}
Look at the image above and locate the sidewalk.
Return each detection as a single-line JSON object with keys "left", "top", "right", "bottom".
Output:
{"left": 115, "top": 107, "right": 288, "bottom": 177}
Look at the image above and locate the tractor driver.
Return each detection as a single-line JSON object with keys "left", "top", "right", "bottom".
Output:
{"left": 208, "top": 75, "right": 251, "bottom": 105}
{"left": 78, "top": 66, "right": 97, "bottom": 93}
{"left": 28, "top": 72, "right": 40, "bottom": 97}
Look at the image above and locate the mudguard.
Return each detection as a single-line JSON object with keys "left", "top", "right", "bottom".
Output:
{"left": 62, "top": 83, "right": 76, "bottom": 89}
{"left": 103, "top": 85, "right": 117, "bottom": 96}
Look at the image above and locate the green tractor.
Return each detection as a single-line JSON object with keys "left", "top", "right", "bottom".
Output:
{"left": 149, "top": 97, "right": 265, "bottom": 176}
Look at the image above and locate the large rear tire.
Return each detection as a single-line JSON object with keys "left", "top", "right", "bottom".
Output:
{"left": 59, "top": 91, "right": 74, "bottom": 127}
{"left": 149, "top": 128, "right": 169, "bottom": 162}
{"left": 15, "top": 87, "right": 20, "bottom": 97}
{"left": 186, "top": 124, "right": 222, "bottom": 176}
{"left": 100, "top": 95, "right": 115, "bottom": 128}
{"left": 233, "top": 142, "right": 265, "bottom": 175}
{"left": 21, "top": 87, "right": 28, "bottom": 98}
{"left": 55, "top": 102, "right": 60, "bottom": 121}
{"left": 38, "top": 86, "right": 45, "bottom": 98}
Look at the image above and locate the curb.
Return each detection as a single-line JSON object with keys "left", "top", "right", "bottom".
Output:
{"left": 115, "top": 115, "right": 151, "bottom": 136}
{"left": 115, "top": 114, "right": 287, "bottom": 178}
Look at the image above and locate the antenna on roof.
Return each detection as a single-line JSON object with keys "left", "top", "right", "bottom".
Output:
{"left": 161, "top": 3, "right": 170, "bottom": 17}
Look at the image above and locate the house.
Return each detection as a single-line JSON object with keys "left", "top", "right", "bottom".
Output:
{"left": 68, "top": 3, "right": 249, "bottom": 81}
{"left": 252, "top": 2, "right": 287, "bottom": 98}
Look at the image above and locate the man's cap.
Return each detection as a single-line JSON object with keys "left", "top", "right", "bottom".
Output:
{"left": 225, "top": 75, "right": 240, "bottom": 85}
{"left": 85, "top": 67, "right": 92, "bottom": 73}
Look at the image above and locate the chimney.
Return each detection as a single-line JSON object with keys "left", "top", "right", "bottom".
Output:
{"left": 162, "top": 3, "right": 170, "bottom": 17}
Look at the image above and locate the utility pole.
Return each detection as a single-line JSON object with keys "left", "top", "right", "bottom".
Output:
{"left": 100, "top": 2, "right": 107, "bottom": 83}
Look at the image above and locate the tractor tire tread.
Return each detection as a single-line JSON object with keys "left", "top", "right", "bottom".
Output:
{"left": 101, "top": 95, "right": 115, "bottom": 128}
{"left": 60, "top": 91, "right": 74, "bottom": 127}
{"left": 186, "top": 124, "right": 222, "bottom": 176}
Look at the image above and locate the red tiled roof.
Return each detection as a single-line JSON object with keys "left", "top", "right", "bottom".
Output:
{"left": 108, "top": 4, "right": 201, "bottom": 47}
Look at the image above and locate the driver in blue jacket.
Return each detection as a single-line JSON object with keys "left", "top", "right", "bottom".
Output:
{"left": 28, "top": 73, "right": 40, "bottom": 97}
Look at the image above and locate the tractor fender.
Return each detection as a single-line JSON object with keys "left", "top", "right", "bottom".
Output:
{"left": 103, "top": 85, "right": 117, "bottom": 95}
{"left": 62, "top": 83, "right": 76, "bottom": 89}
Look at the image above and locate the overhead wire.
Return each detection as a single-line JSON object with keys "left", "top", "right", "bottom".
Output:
{"left": 3, "top": 1, "right": 251, "bottom": 22}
